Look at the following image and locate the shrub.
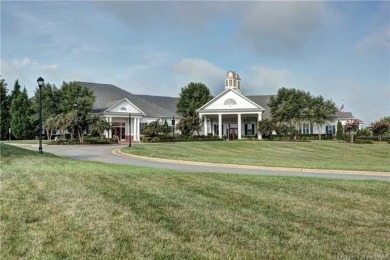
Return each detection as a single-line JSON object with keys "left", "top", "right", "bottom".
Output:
{"left": 84, "top": 136, "right": 117, "bottom": 144}
{"left": 355, "top": 139, "right": 373, "bottom": 144}
{"left": 142, "top": 136, "right": 151, "bottom": 143}
{"left": 151, "top": 137, "right": 160, "bottom": 143}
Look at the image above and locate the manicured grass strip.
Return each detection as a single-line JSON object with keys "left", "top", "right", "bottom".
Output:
{"left": 1, "top": 143, "right": 389, "bottom": 259}
{"left": 122, "top": 141, "right": 390, "bottom": 171}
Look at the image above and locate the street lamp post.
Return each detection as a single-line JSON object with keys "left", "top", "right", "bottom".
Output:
{"left": 37, "top": 77, "right": 44, "bottom": 153}
{"left": 172, "top": 116, "right": 175, "bottom": 143}
{"left": 129, "top": 113, "right": 132, "bottom": 147}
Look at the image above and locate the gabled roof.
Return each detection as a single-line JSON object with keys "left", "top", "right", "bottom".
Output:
{"left": 104, "top": 98, "right": 145, "bottom": 115}
{"left": 79, "top": 82, "right": 181, "bottom": 118}
{"left": 197, "top": 89, "right": 265, "bottom": 112}
{"left": 335, "top": 110, "right": 354, "bottom": 120}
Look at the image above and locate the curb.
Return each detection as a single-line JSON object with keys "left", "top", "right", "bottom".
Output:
{"left": 114, "top": 149, "right": 390, "bottom": 177}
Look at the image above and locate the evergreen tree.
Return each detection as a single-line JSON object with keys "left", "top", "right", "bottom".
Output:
{"left": 0, "top": 78, "right": 11, "bottom": 140}
{"left": 336, "top": 121, "right": 343, "bottom": 140}
{"left": 10, "top": 87, "right": 34, "bottom": 139}
{"left": 10, "top": 79, "right": 21, "bottom": 101}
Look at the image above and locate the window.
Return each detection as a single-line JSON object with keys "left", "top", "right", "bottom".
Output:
{"left": 325, "top": 125, "right": 336, "bottom": 135}
{"left": 229, "top": 79, "right": 232, "bottom": 86}
{"left": 301, "top": 123, "right": 312, "bottom": 134}
{"left": 214, "top": 124, "right": 219, "bottom": 135}
{"left": 223, "top": 98, "right": 237, "bottom": 106}
{"left": 140, "top": 123, "right": 148, "bottom": 134}
{"left": 245, "top": 124, "right": 255, "bottom": 136}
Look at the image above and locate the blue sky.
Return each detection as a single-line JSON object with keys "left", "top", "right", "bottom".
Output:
{"left": 1, "top": 1, "right": 389, "bottom": 125}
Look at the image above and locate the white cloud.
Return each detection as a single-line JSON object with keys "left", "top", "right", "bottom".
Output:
{"left": 355, "top": 26, "right": 390, "bottom": 55}
{"left": 172, "top": 58, "right": 226, "bottom": 94}
{"left": 97, "top": 2, "right": 329, "bottom": 58}
{"left": 238, "top": 2, "right": 327, "bottom": 56}
{"left": 1, "top": 58, "right": 60, "bottom": 95}
{"left": 11, "top": 57, "right": 58, "bottom": 71}
{"left": 241, "top": 66, "right": 293, "bottom": 95}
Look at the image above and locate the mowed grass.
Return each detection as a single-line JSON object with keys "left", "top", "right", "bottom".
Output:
{"left": 122, "top": 141, "right": 390, "bottom": 172}
{"left": 1, "top": 143, "right": 389, "bottom": 259}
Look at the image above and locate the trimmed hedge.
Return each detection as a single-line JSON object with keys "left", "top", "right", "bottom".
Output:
{"left": 266, "top": 134, "right": 333, "bottom": 141}
{"left": 355, "top": 136, "right": 390, "bottom": 141}
{"left": 142, "top": 134, "right": 223, "bottom": 143}
{"left": 50, "top": 136, "right": 118, "bottom": 145}
{"left": 355, "top": 139, "right": 374, "bottom": 144}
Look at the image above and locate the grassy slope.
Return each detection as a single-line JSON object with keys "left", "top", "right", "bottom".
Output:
{"left": 122, "top": 141, "right": 390, "bottom": 171}
{"left": 1, "top": 143, "right": 389, "bottom": 259}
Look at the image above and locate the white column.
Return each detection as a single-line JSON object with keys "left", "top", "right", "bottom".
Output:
{"left": 108, "top": 117, "right": 112, "bottom": 138}
{"left": 132, "top": 118, "right": 136, "bottom": 141}
{"left": 203, "top": 116, "right": 207, "bottom": 136}
{"left": 237, "top": 113, "right": 242, "bottom": 140}
{"left": 128, "top": 116, "right": 131, "bottom": 137}
{"left": 136, "top": 118, "right": 140, "bottom": 141}
{"left": 258, "top": 113, "right": 262, "bottom": 140}
{"left": 105, "top": 117, "right": 109, "bottom": 138}
{"left": 218, "top": 114, "right": 222, "bottom": 139}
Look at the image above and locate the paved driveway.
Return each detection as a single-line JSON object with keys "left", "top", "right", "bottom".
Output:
{"left": 18, "top": 144, "right": 390, "bottom": 181}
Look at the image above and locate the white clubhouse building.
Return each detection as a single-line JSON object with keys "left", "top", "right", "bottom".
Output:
{"left": 81, "top": 71, "right": 361, "bottom": 141}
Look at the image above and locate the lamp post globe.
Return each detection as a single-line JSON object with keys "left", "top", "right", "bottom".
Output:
{"left": 37, "top": 77, "right": 44, "bottom": 153}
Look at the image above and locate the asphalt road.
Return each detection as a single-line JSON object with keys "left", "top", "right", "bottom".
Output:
{"left": 17, "top": 144, "right": 390, "bottom": 181}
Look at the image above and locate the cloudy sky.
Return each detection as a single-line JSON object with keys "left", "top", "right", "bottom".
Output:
{"left": 1, "top": 1, "right": 389, "bottom": 125}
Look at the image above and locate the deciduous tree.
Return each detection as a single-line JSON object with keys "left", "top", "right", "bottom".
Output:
{"left": 268, "top": 88, "right": 311, "bottom": 139}
{"left": 344, "top": 119, "right": 360, "bottom": 143}
{"left": 369, "top": 117, "right": 390, "bottom": 141}
{"left": 143, "top": 120, "right": 162, "bottom": 137}
{"left": 31, "top": 82, "right": 61, "bottom": 139}
{"left": 309, "top": 96, "right": 337, "bottom": 140}
{"left": 257, "top": 119, "right": 274, "bottom": 138}
{"left": 89, "top": 115, "right": 112, "bottom": 139}
{"left": 176, "top": 82, "right": 212, "bottom": 136}
{"left": 58, "top": 82, "right": 95, "bottom": 143}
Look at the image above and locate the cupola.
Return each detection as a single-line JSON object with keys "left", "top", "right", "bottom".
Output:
{"left": 224, "top": 71, "right": 241, "bottom": 93}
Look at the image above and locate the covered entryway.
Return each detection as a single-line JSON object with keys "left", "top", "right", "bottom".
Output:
{"left": 228, "top": 128, "right": 238, "bottom": 140}
{"left": 197, "top": 89, "right": 266, "bottom": 140}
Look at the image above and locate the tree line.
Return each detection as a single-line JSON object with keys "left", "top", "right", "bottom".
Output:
{"left": 0, "top": 78, "right": 110, "bottom": 142}
{"left": 258, "top": 87, "right": 338, "bottom": 139}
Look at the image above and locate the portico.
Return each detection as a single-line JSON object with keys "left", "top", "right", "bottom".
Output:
{"left": 102, "top": 98, "right": 144, "bottom": 142}
{"left": 200, "top": 111, "right": 264, "bottom": 140}
{"left": 197, "top": 72, "right": 265, "bottom": 140}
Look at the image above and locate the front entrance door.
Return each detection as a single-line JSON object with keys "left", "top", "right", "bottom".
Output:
{"left": 113, "top": 125, "right": 126, "bottom": 141}
{"left": 229, "top": 128, "right": 238, "bottom": 140}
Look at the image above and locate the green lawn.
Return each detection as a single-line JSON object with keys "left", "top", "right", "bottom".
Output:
{"left": 122, "top": 140, "right": 390, "bottom": 172}
{"left": 1, "top": 143, "right": 389, "bottom": 259}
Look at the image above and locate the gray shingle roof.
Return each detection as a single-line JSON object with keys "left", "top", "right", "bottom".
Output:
{"left": 335, "top": 110, "right": 355, "bottom": 120}
{"left": 81, "top": 82, "right": 353, "bottom": 122}
{"left": 246, "top": 95, "right": 274, "bottom": 119}
{"left": 78, "top": 82, "right": 181, "bottom": 118}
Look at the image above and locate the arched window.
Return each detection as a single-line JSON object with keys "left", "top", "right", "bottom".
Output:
{"left": 120, "top": 107, "right": 127, "bottom": 111}
{"left": 223, "top": 98, "right": 237, "bottom": 106}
